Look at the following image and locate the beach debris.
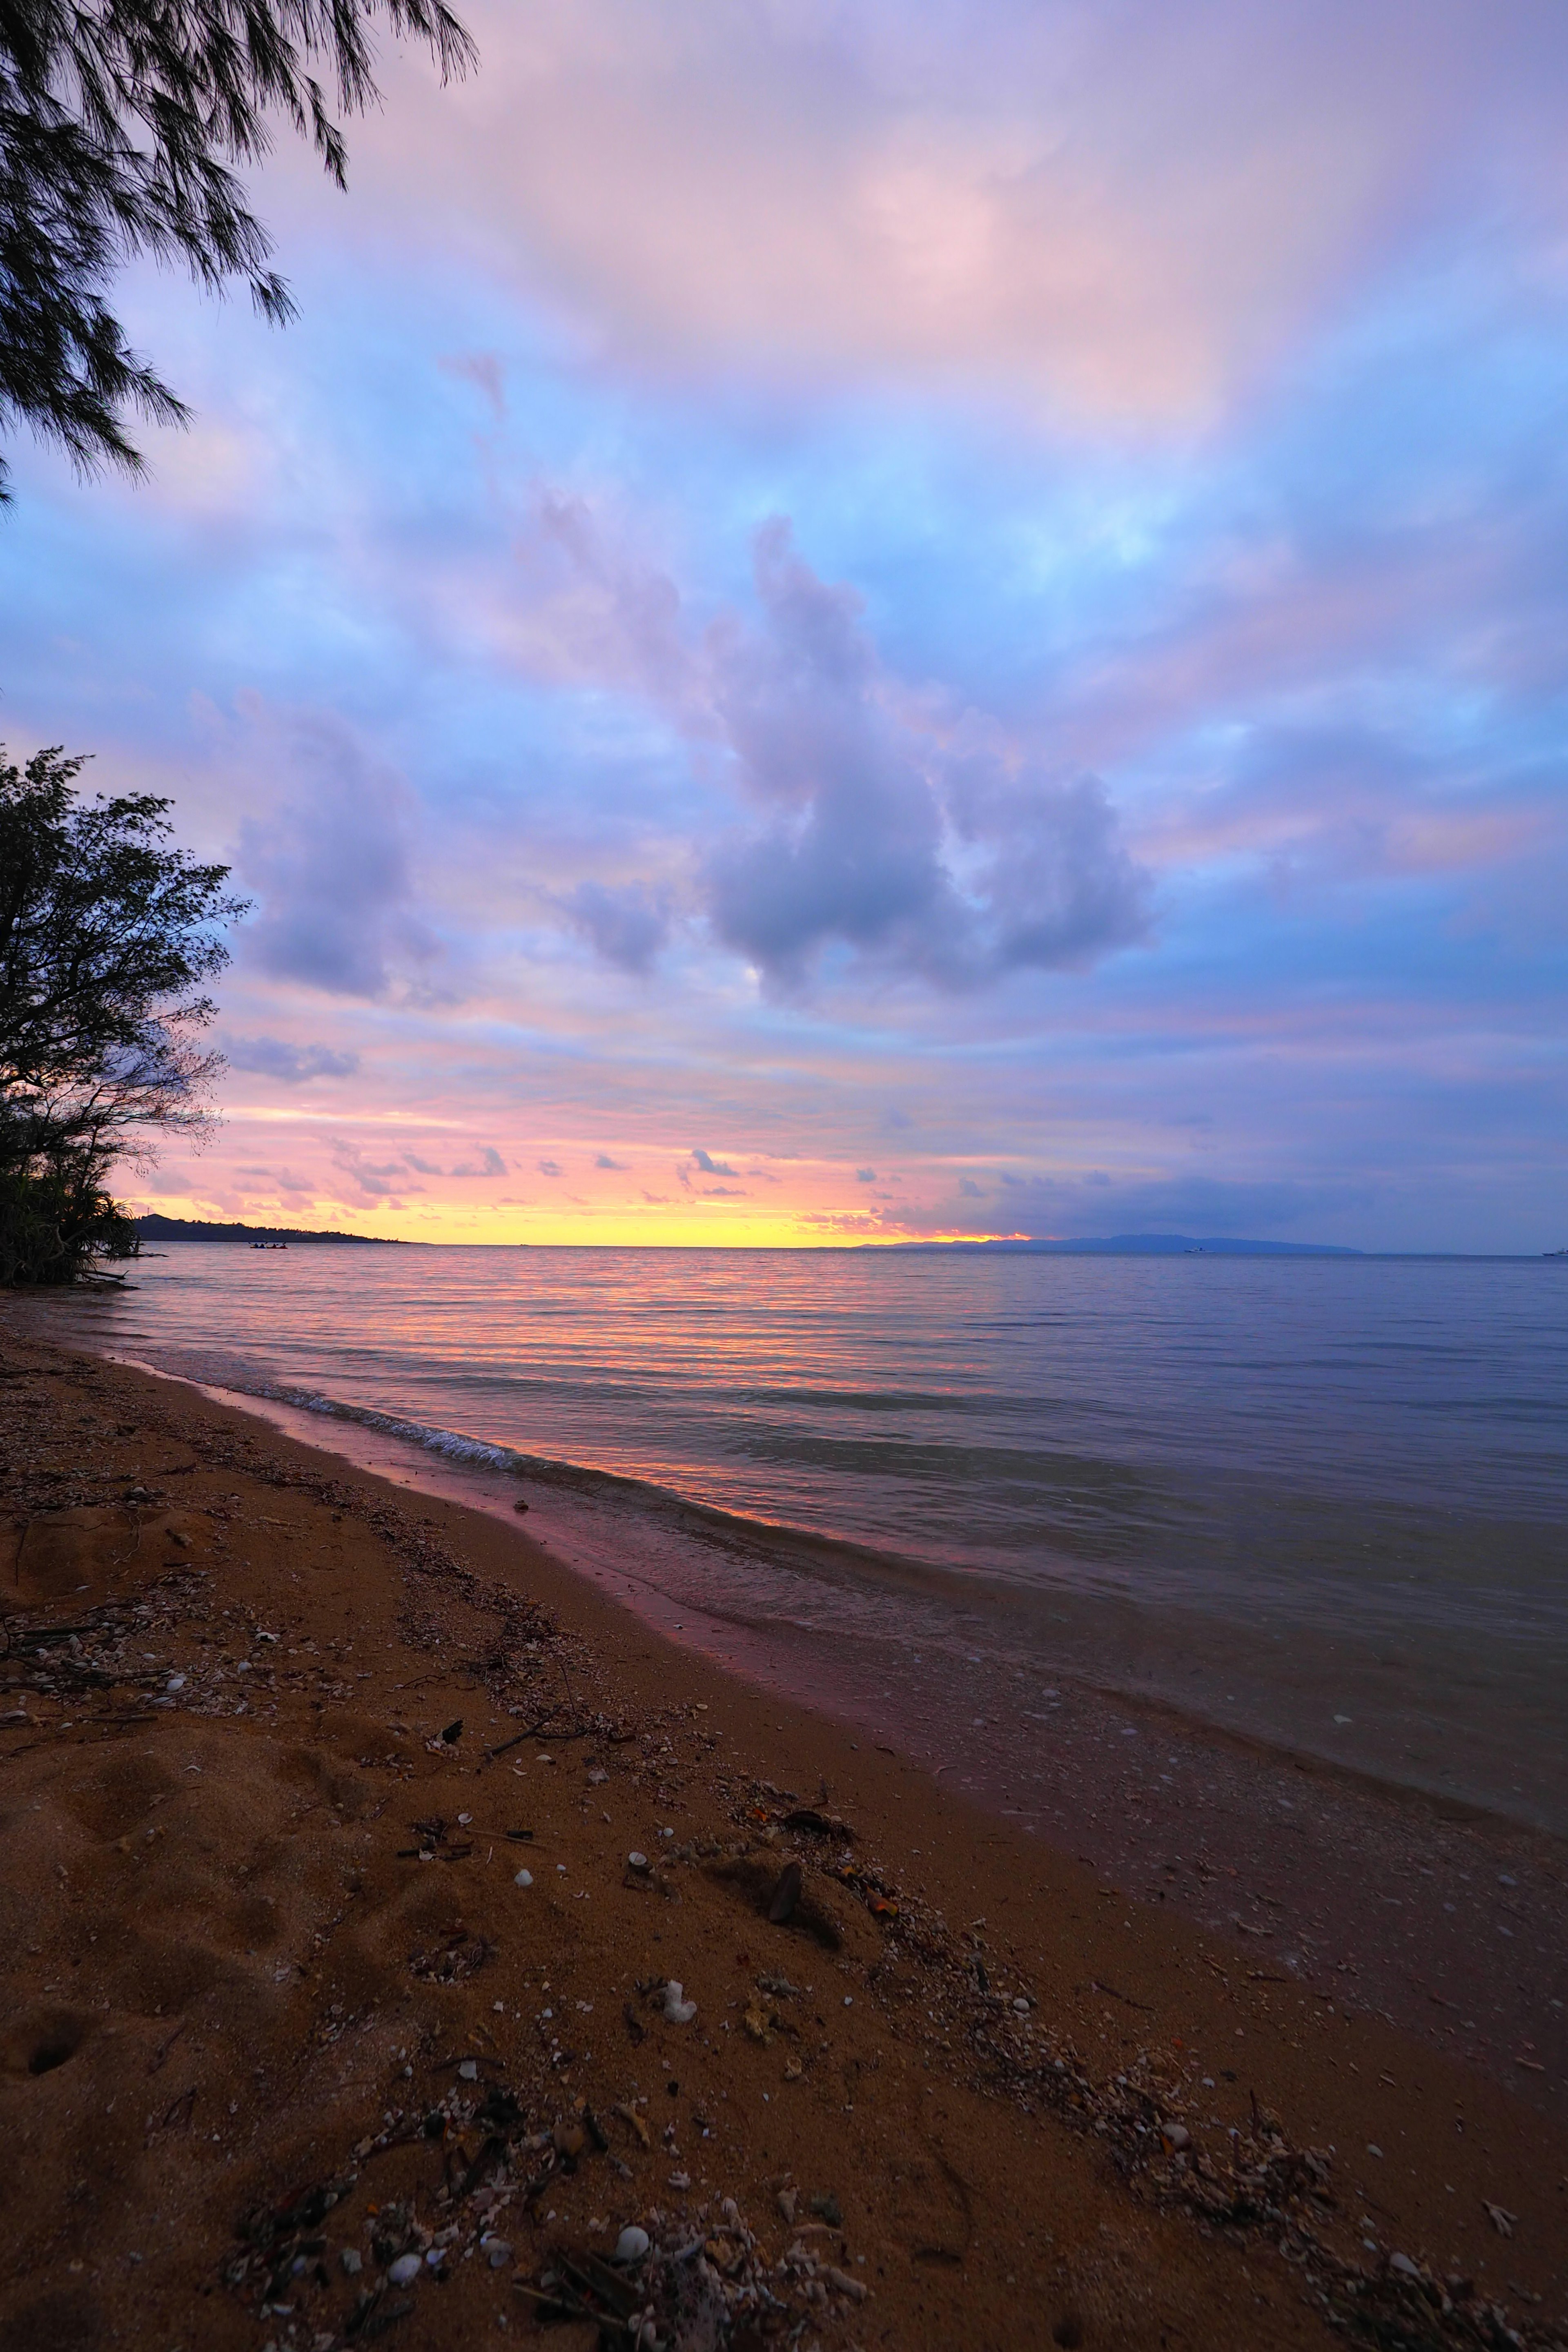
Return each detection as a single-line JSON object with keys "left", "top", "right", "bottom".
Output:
{"left": 517, "top": 2247, "right": 647, "bottom": 2337}
{"left": 1161, "top": 2122, "right": 1192, "bottom": 2153}
{"left": 440, "top": 1717, "right": 463, "bottom": 1743}
{"left": 627, "top": 1851, "right": 650, "bottom": 1873}
{"left": 668, "top": 2169, "right": 691, "bottom": 2191}
{"left": 768, "top": 1862, "right": 803, "bottom": 1924}
{"left": 615, "top": 2102, "right": 651, "bottom": 2148}
{"left": 481, "top": 2234, "right": 513, "bottom": 2267}
{"left": 662, "top": 1980, "right": 697, "bottom": 2025}
{"left": 808, "top": 2194, "right": 842, "bottom": 2228}
{"left": 387, "top": 2253, "right": 422, "bottom": 2287}
{"left": 402, "top": 1815, "right": 475, "bottom": 1863}
{"left": 777, "top": 2187, "right": 798, "bottom": 2225}
{"left": 514, "top": 1868, "right": 534, "bottom": 1887}
{"left": 340, "top": 2247, "right": 363, "bottom": 2275}
{"left": 1484, "top": 2202, "right": 1517, "bottom": 2238}
{"left": 781, "top": 1806, "right": 854, "bottom": 1840}
{"left": 410, "top": 1929, "right": 493, "bottom": 1983}
{"left": 522, "top": 2203, "right": 833, "bottom": 2345}
{"left": 513, "top": 1498, "right": 530, "bottom": 1513}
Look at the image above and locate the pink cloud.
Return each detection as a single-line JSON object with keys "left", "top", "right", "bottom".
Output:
{"left": 341, "top": 0, "right": 1565, "bottom": 427}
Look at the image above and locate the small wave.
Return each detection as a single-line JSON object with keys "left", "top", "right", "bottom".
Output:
{"left": 228, "top": 1376, "right": 782, "bottom": 1526}
{"left": 241, "top": 1381, "right": 553, "bottom": 1481}
{"left": 220, "top": 1372, "right": 1002, "bottom": 1602}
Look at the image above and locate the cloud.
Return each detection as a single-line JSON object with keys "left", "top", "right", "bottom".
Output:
{"left": 236, "top": 714, "right": 439, "bottom": 999}
{"left": 234, "top": 1163, "right": 316, "bottom": 1197}
{"left": 855, "top": 1167, "right": 876, "bottom": 1182}
{"left": 568, "top": 880, "right": 672, "bottom": 973}
{"left": 537, "top": 1158, "right": 563, "bottom": 1177}
{"left": 594, "top": 1152, "right": 627, "bottom": 1169}
{"left": 223, "top": 1035, "right": 360, "bottom": 1083}
{"left": 328, "top": 1140, "right": 423, "bottom": 1201}
{"left": 437, "top": 350, "right": 506, "bottom": 420}
{"left": 373, "top": 0, "right": 1548, "bottom": 430}
{"left": 690, "top": 1148, "right": 737, "bottom": 1176}
{"left": 506, "top": 488, "right": 694, "bottom": 701}
{"left": 500, "top": 499, "right": 1148, "bottom": 996}
{"left": 890, "top": 1171, "right": 1376, "bottom": 1241}
{"left": 450, "top": 1147, "right": 508, "bottom": 1178}
{"left": 702, "top": 523, "right": 1149, "bottom": 989}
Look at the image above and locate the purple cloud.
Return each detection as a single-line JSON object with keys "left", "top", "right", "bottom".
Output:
{"left": 702, "top": 523, "right": 1148, "bottom": 990}
{"left": 450, "top": 1147, "right": 508, "bottom": 1178}
{"left": 236, "top": 715, "right": 439, "bottom": 1000}
{"left": 223, "top": 1035, "right": 360, "bottom": 1083}
{"left": 568, "top": 880, "right": 672, "bottom": 974}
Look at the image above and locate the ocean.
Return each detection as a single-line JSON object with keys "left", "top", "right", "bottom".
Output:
{"left": 30, "top": 1242, "right": 1568, "bottom": 1834}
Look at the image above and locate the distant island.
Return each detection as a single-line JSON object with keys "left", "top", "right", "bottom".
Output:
{"left": 881, "top": 1232, "right": 1362, "bottom": 1257}
{"left": 133, "top": 1214, "right": 403, "bottom": 1247}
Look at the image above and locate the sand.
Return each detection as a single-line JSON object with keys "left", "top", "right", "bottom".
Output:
{"left": 2, "top": 1323, "right": 1566, "bottom": 2352}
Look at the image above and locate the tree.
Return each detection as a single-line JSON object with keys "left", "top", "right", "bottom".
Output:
{"left": 0, "top": 744, "right": 246, "bottom": 1281}
{"left": 0, "top": 0, "right": 475, "bottom": 496}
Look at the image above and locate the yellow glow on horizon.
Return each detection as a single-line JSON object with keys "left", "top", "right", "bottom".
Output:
{"left": 129, "top": 1185, "right": 1016, "bottom": 1250}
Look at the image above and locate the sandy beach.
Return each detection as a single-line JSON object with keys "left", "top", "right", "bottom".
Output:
{"left": 3, "top": 1322, "right": 1566, "bottom": 2352}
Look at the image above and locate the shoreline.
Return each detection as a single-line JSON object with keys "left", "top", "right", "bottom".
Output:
{"left": 22, "top": 1252, "right": 1567, "bottom": 1845}
{"left": 94, "top": 1353, "right": 1568, "bottom": 2120}
{"left": 3, "top": 1323, "right": 1567, "bottom": 2351}
{"left": 51, "top": 1325, "right": 1568, "bottom": 1843}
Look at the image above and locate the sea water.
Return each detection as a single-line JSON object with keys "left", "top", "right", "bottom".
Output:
{"left": 29, "top": 1244, "right": 1568, "bottom": 1832}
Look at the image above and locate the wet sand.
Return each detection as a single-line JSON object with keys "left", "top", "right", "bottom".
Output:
{"left": 198, "top": 1381, "right": 1568, "bottom": 2119}
{"left": 3, "top": 1325, "right": 1566, "bottom": 2352}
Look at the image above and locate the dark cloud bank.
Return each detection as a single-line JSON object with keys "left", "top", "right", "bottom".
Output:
{"left": 703, "top": 523, "right": 1149, "bottom": 991}
{"left": 236, "top": 717, "right": 437, "bottom": 999}
{"left": 548, "top": 518, "right": 1151, "bottom": 993}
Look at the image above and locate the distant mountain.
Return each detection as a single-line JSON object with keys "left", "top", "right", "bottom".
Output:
{"left": 133, "top": 1214, "right": 402, "bottom": 1246}
{"left": 882, "top": 1232, "right": 1362, "bottom": 1257}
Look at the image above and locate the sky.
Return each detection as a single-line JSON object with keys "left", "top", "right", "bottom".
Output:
{"left": 4, "top": 0, "right": 1566, "bottom": 1250}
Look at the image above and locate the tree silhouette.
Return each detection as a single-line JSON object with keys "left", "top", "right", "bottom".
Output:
{"left": 0, "top": 744, "right": 247, "bottom": 1281}
{"left": 0, "top": 0, "right": 475, "bottom": 496}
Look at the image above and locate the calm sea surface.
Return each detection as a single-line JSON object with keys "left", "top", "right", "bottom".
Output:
{"left": 31, "top": 1244, "right": 1568, "bottom": 1831}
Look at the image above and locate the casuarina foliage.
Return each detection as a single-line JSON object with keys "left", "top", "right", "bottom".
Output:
{"left": 0, "top": 0, "right": 475, "bottom": 494}
{"left": 0, "top": 745, "right": 246, "bottom": 1281}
